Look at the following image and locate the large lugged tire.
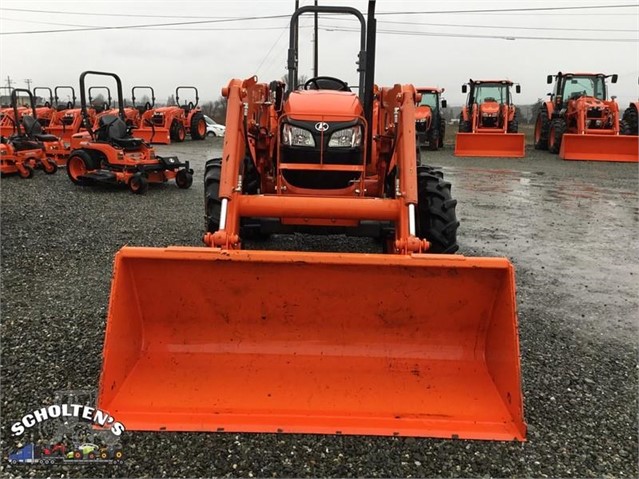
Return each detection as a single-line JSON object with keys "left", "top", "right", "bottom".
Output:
{"left": 548, "top": 118, "right": 566, "bottom": 154}
{"left": 426, "top": 126, "right": 440, "bottom": 151}
{"left": 204, "top": 158, "right": 222, "bottom": 233}
{"left": 190, "top": 112, "right": 207, "bottom": 140}
{"left": 458, "top": 113, "right": 471, "bottom": 133}
{"left": 534, "top": 106, "right": 550, "bottom": 150}
{"left": 621, "top": 104, "right": 638, "bottom": 135}
{"left": 416, "top": 166, "right": 459, "bottom": 254}
{"left": 507, "top": 117, "right": 519, "bottom": 133}
{"left": 438, "top": 118, "right": 446, "bottom": 148}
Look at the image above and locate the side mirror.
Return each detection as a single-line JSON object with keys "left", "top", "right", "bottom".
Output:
{"left": 546, "top": 75, "right": 553, "bottom": 84}
{"left": 441, "top": 99, "right": 447, "bottom": 109}
{"left": 611, "top": 74, "right": 618, "bottom": 84}
{"left": 515, "top": 85, "right": 521, "bottom": 94}
{"left": 461, "top": 84, "right": 467, "bottom": 94}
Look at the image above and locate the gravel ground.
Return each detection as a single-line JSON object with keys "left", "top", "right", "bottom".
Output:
{"left": 1, "top": 137, "right": 637, "bottom": 478}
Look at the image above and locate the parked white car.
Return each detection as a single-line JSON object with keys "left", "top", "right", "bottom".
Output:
{"left": 204, "top": 115, "right": 226, "bottom": 137}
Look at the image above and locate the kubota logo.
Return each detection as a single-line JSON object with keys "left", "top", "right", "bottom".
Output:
{"left": 314, "top": 122, "right": 329, "bottom": 132}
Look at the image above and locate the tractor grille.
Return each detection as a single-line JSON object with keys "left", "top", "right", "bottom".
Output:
{"left": 586, "top": 109, "right": 603, "bottom": 119}
{"left": 152, "top": 114, "right": 165, "bottom": 126}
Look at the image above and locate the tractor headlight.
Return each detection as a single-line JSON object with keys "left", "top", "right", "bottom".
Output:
{"left": 416, "top": 119, "right": 427, "bottom": 123}
{"left": 282, "top": 124, "right": 315, "bottom": 147}
{"left": 328, "top": 126, "right": 362, "bottom": 148}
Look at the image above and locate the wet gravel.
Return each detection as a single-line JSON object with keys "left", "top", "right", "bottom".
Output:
{"left": 1, "top": 138, "right": 637, "bottom": 478}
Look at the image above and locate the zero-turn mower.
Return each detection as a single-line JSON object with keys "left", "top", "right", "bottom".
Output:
{"left": 96, "top": 2, "right": 525, "bottom": 441}
{"left": 534, "top": 72, "right": 637, "bottom": 162}
{"left": 47, "top": 86, "right": 93, "bottom": 147}
{"left": 66, "top": 71, "right": 193, "bottom": 194}
{"left": 455, "top": 79, "right": 525, "bottom": 157}
{"left": 0, "top": 89, "right": 61, "bottom": 177}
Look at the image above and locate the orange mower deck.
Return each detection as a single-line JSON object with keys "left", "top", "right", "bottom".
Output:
{"left": 97, "top": 247, "right": 526, "bottom": 441}
{"left": 559, "top": 133, "right": 638, "bottom": 162}
{"left": 454, "top": 132, "right": 525, "bottom": 158}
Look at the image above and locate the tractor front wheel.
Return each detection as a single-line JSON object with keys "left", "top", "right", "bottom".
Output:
{"left": 534, "top": 107, "right": 550, "bottom": 150}
{"left": 548, "top": 118, "right": 566, "bottom": 154}
{"left": 621, "top": 104, "right": 638, "bottom": 135}
{"left": 416, "top": 165, "right": 459, "bottom": 254}
{"left": 170, "top": 121, "right": 186, "bottom": 142}
{"left": 204, "top": 158, "right": 222, "bottom": 233}
{"left": 128, "top": 173, "right": 148, "bottom": 194}
{"left": 190, "top": 112, "right": 207, "bottom": 140}
{"left": 507, "top": 118, "right": 519, "bottom": 133}
{"left": 438, "top": 118, "right": 446, "bottom": 148}
{"left": 175, "top": 169, "right": 193, "bottom": 189}
{"left": 426, "top": 127, "right": 440, "bottom": 151}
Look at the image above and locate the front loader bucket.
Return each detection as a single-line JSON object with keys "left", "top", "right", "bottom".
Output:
{"left": 132, "top": 126, "right": 171, "bottom": 144}
{"left": 98, "top": 247, "right": 526, "bottom": 441}
{"left": 454, "top": 132, "right": 525, "bottom": 158}
{"left": 560, "top": 134, "right": 639, "bottom": 162}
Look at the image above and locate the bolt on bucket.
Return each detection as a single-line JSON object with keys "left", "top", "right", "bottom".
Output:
{"left": 454, "top": 132, "right": 525, "bottom": 158}
{"left": 559, "top": 134, "right": 639, "bottom": 162}
{"left": 97, "top": 247, "right": 526, "bottom": 441}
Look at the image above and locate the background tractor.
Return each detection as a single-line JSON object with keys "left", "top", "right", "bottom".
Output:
{"left": 455, "top": 79, "right": 524, "bottom": 157}
{"left": 534, "top": 72, "right": 637, "bottom": 162}
{"left": 415, "top": 87, "right": 446, "bottom": 150}
{"left": 620, "top": 102, "right": 638, "bottom": 135}
{"left": 33, "top": 87, "right": 55, "bottom": 127}
{"left": 47, "top": 86, "right": 93, "bottom": 147}
{"left": 96, "top": 2, "right": 524, "bottom": 442}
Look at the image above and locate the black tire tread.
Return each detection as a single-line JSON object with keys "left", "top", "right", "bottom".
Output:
{"left": 548, "top": 117, "right": 566, "bottom": 154}
{"left": 204, "top": 158, "right": 222, "bottom": 233}
{"left": 416, "top": 166, "right": 459, "bottom": 254}
{"left": 190, "top": 112, "right": 206, "bottom": 140}
{"left": 534, "top": 106, "right": 550, "bottom": 150}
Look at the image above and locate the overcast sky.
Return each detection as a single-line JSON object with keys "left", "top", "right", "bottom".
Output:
{"left": 1, "top": 0, "right": 637, "bottom": 107}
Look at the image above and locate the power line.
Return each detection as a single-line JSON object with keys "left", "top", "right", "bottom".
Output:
{"left": 323, "top": 26, "right": 639, "bottom": 43}
{"left": 0, "top": 13, "right": 293, "bottom": 35}
{"left": 374, "top": 4, "right": 638, "bottom": 15}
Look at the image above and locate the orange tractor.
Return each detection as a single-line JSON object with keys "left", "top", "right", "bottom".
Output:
{"left": 534, "top": 72, "right": 637, "bottom": 162}
{"left": 66, "top": 71, "right": 193, "bottom": 194}
{"left": 48, "top": 86, "right": 92, "bottom": 147}
{"left": 133, "top": 86, "right": 207, "bottom": 144}
{"left": 415, "top": 87, "right": 446, "bottom": 150}
{"left": 96, "top": 3, "right": 525, "bottom": 441}
{"left": 455, "top": 79, "right": 525, "bottom": 158}
{"left": 128, "top": 86, "right": 158, "bottom": 143}
{"left": 0, "top": 89, "right": 61, "bottom": 178}
{"left": 33, "top": 87, "right": 56, "bottom": 127}
{"left": 90, "top": 86, "right": 142, "bottom": 129}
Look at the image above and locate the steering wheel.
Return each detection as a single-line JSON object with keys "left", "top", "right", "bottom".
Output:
{"left": 66, "top": 101, "right": 73, "bottom": 109}
{"left": 144, "top": 101, "right": 152, "bottom": 111}
{"left": 304, "top": 76, "right": 350, "bottom": 92}
{"left": 187, "top": 101, "right": 195, "bottom": 111}
{"left": 44, "top": 101, "right": 51, "bottom": 108}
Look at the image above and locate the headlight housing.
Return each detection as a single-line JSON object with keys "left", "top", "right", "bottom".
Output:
{"left": 282, "top": 124, "right": 315, "bottom": 147}
{"left": 328, "top": 126, "right": 362, "bottom": 148}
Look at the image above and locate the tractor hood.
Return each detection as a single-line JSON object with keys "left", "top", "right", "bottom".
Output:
{"left": 415, "top": 105, "right": 433, "bottom": 122}
{"left": 479, "top": 101, "right": 501, "bottom": 116}
{"left": 284, "top": 90, "right": 363, "bottom": 122}
{"left": 573, "top": 96, "right": 609, "bottom": 110}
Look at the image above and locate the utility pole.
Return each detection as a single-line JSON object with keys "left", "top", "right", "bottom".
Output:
{"left": 313, "top": 0, "right": 318, "bottom": 77}
{"left": 6, "top": 75, "right": 14, "bottom": 90}
{"left": 24, "top": 78, "right": 33, "bottom": 90}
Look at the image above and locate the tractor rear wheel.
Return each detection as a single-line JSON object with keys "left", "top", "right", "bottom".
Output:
{"left": 548, "top": 118, "right": 566, "bottom": 154}
{"left": 204, "top": 158, "right": 222, "bottom": 233}
{"left": 66, "top": 150, "right": 97, "bottom": 185}
{"left": 416, "top": 165, "right": 459, "bottom": 254}
{"left": 170, "top": 121, "right": 186, "bottom": 142}
{"left": 534, "top": 106, "right": 550, "bottom": 150}
{"left": 190, "top": 112, "right": 207, "bottom": 140}
{"left": 438, "top": 118, "right": 446, "bottom": 148}
{"left": 128, "top": 173, "right": 148, "bottom": 194}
